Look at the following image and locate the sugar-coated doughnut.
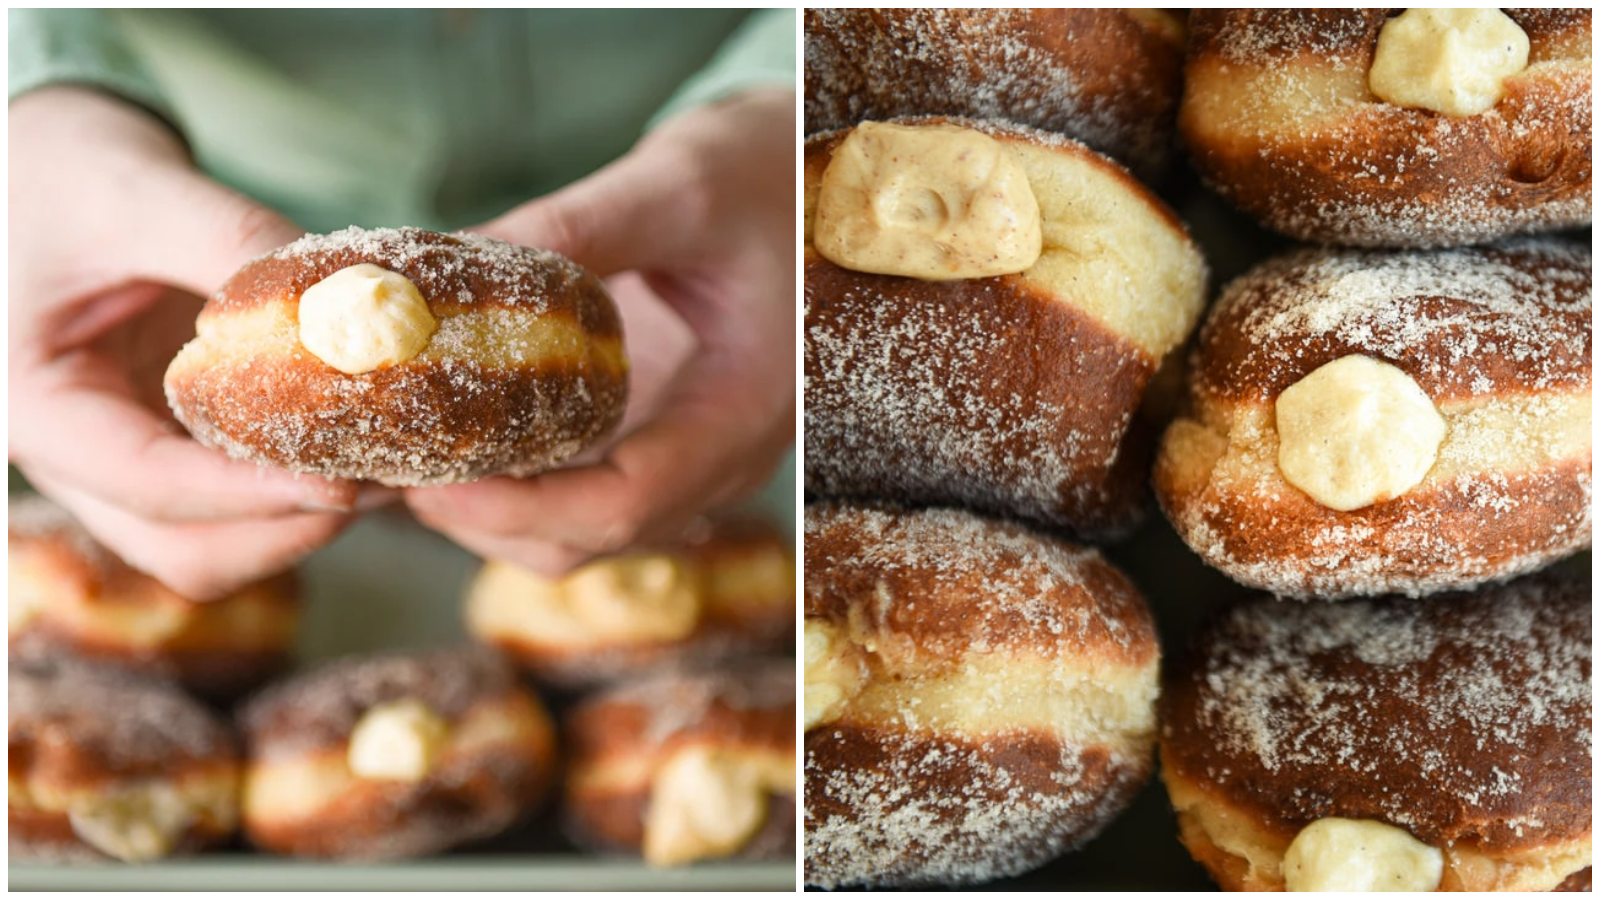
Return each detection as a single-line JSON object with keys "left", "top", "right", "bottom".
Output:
{"left": 1155, "top": 237, "right": 1591, "bottom": 599}
{"left": 8, "top": 494, "right": 300, "bottom": 699}
{"left": 8, "top": 654, "right": 239, "bottom": 863}
{"left": 562, "top": 662, "right": 795, "bottom": 868}
{"left": 464, "top": 513, "right": 794, "bottom": 690}
{"left": 1182, "top": 9, "right": 1591, "bottom": 247}
{"left": 236, "top": 646, "right": 556, "bottom": 860}
{"left": 804, "top": 117, "right": 1207, "bottom": 539}
{"left": 164, "top": 226, "right": 627, "bottom": 486}
{"left": 803, "top": 502, "right": 1160, "bottom": 888}
{"left": 804, "top": 8, "right": 1186, "bottom": 181}
{"left": 1160, "top": 574, "right": 1591, "bottom": 891}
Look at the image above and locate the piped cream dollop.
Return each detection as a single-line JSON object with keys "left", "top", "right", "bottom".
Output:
{"left": 813, "top": 121, "right": 1042, "bottom": 280}
{"left": 1369, "top": 8, "right": 1530, "bottom": 117}
{"left": 1283, "top": 817, "right": 1444, "bottom": 892}
{"left": 346, "top": 698, "right": 450, "bottom": 782}
{"left": 297, "top": 263, "right": 437, "bottom": 374}
{"left": 1275, "top": 354, "right": 1446, "bottom": 511}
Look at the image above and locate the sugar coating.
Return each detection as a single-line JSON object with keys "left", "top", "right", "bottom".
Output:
{"left": 9, "top": 654, "right": 234, "bottom": 769}
{"left": 804, "top": 504, "right": 1158, "bottom": 888}
{"left": 1199, "top": 238, "right": 1592, "bottom": 402}
{"left": 165, "top": 226, "right": 625, "bottom": 486}
{"left": 588, "top": 661, "right": 795, "bottom": 752}
{"left": 804, "top": 8, "right": 1180, "bottom": 179}
{"left": 238, "top": 645, "right": 515, "bottom": 757}
{"left": 1170, "top": 576, "right": 1590, "bottom": 847}
{"left": 1163, "top": 238, "right": 1592, "bottom": 599}
{"left": 1186, "top": 9, "right": 1591, "bottom": 247}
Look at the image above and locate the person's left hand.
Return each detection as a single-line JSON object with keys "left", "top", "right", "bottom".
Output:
{"left": 404, "top": 88, "right": 795, "bottom": 574}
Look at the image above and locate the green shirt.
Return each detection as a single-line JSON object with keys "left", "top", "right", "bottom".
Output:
{"left": 10, "top": 8, "right": 796, "bottom": 232}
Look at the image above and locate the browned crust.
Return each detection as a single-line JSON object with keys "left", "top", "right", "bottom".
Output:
{"left": 209, "top": 228, "right": 622, "bottom": 336}
{"left": 164, "top": 227, "right": 627, "bottom": 486}
{"left": 803, "top": 122, "right": 1168, "bottom": 538}
{"left": 1157, "top": 454, "right": 1591, "bottom": 599}
{"left": 1188, "top": 242, "right": 1591, "bottom": 405}
{"left": 238, "top": 646, "right": 525, "bottom": 757}
{"left": 243, "top": 735, "right": 555, "bottom": 860}
{"left": 804, "top": 723, "right": 1146, "bottom": 889}
{"left": 9, "top": 495, "right": 300, "bottom": 696}
{"left": 1558, "top": 867, "right": 1593, "bottom": 891}
{"left": 8, "top": 802, "right": 235, "bottom": 863}
{"left": 804, "top": 503, "right": 1158, "bottom": 666}
{"left": 804, "top": 8, "right": 1185, "bottom": 180}
{"left": 166, "top": 351, "right": 626, "bottom": 488}
{"left": 563, "top": 664, "right": 796, "bottom": 768}
{"left": 1160, "top": 577, "right": 1592, "bottom": 861}
{"left": 563, "top": 789, "right": 796, "bottom": 862}
{"left": 1182, "top": 9, "right": 1592, "bottom": 247}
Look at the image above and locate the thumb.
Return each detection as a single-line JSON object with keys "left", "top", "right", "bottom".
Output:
{"left": 126, "top": 166, "right": 306, "bottom": 299}
{"left": 470, "top": 148, "right": 702, "bottom": 278}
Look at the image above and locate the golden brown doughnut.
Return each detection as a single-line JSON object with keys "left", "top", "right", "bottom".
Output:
{"left": 236, "top": 646, "right": 557, "bottom": 860}
{"left": 8, "top": 654, "right": 240, "bottom": 863}
{"left": 8, "top": 493, "right": 300, "bottom": 700}
{"left": 804, "top": 117, "right": 1207, "bottom": 539}
{"left": 1160, "top": 574, "right": 1591, "bottom": 892}
{"left": 562, "top": 662, "right": 795, "bottom": 867}
{"left": 1155, "top": 237, "right": 1591, "bottom": 599}
{"left": 164, "top": 226, "right": 628, "bottom": 486}
{"left": 803, "top": 502, "right": 1160, "bottom": 888}
{"left": 804, "top": 8, "right": 1187, "bottom": 181}
{"left": 1182, "top": 9, "right": 1591, "bottom": 247}
{"left": 464, "top": 513, "right": 794, "bottom": 690}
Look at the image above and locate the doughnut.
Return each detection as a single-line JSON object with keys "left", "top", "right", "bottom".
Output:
{"left": 464, "top": 513, "right": 794, "bottom": 690}
{"left": 804, "top": 117, "right": 1207, "bottom": 539}
{"left": 562, "top": 661, "right": 795, "bottom": 867}
{"left": 8, "top": 493, "right": 300, "bottom": 700}
{"left": 804, "top": 8, "right": 1187, "bottom": 181}
{"left": 164, "top": 226, "right": 628, "bottom": 486}
{"left": 1160, "top": 573, "right": 1591, "bottom": 891}
{"left": 1154, "top": 237, "right": 1591, "bottom": 599}
{"left": 1181, "top": 9, "right": 1592, "bottom": 247}
{"left": 236, "top": 646, "right": 557, "bottom": 860}
{"left": 803, "top": 502, "right": 1160, "bottom": 888}
{"left": 8, "top": 654, "right": 239, "bottom": 863}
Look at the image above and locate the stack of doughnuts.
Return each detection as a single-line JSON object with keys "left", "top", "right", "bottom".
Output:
{"left": 1148, "top": 9, "right": 1593, "bottom": 892}
{"left": 802, "top": 9, "right": 1207, "bottom": 888}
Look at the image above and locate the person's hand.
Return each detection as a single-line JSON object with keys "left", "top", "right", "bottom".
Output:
{"left": 8, "top": 87, "right": 361, "bottom": 599}
{"left": 405, "top": 88, "right": 796, "bottom": 574}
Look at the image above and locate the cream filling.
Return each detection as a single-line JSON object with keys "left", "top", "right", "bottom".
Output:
{"left": 1283, "top": 817, "right": 1443, "bottom": 891}
{"left": 242, "top": 695, "right": 550, "bottom": 822}
{"left": 173, "top": 300, "right": 625, "bottom": 375}
{"left": 346, "top": 698, "right": 451, "bottom": 782}
{"left": 1369, "top": 8, "right": 1530, "bottom": 117}
{"left": 641, "top": 744, "right": 793, "bottom": 867}
{"left": 9, "top": 767, "right": 238, "bottom": 862}
{"left": 465, "top": 554, "right": 703, "bottom": 649}
{"left": 296, "top": 263, "right": 437, "bottom": 374}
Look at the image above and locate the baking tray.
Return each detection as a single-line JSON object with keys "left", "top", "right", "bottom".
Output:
{"left": 10, "top": 458, "right": 799, "bottom": 892}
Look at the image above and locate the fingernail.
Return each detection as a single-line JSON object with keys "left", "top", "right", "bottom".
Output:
{"left": 356, "top": 487, "right": 401, "bottom": 511}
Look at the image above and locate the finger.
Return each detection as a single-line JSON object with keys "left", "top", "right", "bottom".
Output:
{"left": 407, "top": 380, "right": 792, "bottom": 558}
{"left": 470, "top": 148, "right": 703, "bottom": 278}
{"left": 121, "top": 166, "right": 305, "bottom": 299}
{"left": 11, "top": 364, "right": 358, "bottom": 520}
{"left": 30, "top": 473, "right": 352, "bottom": 601}
{"left": 405, "top": 502, "right": 594, "bottom": 578}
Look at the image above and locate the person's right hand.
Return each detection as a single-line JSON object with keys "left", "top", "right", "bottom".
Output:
{"left": 8, "top": 86, "right": 360, "bottom": 599}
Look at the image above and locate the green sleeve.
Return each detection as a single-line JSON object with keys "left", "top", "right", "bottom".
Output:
{"left": 648, "top": 8, "right": 796, "bottom": 129}
{"left": 8, "top": 8, "right": 174, "bottom": 120}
